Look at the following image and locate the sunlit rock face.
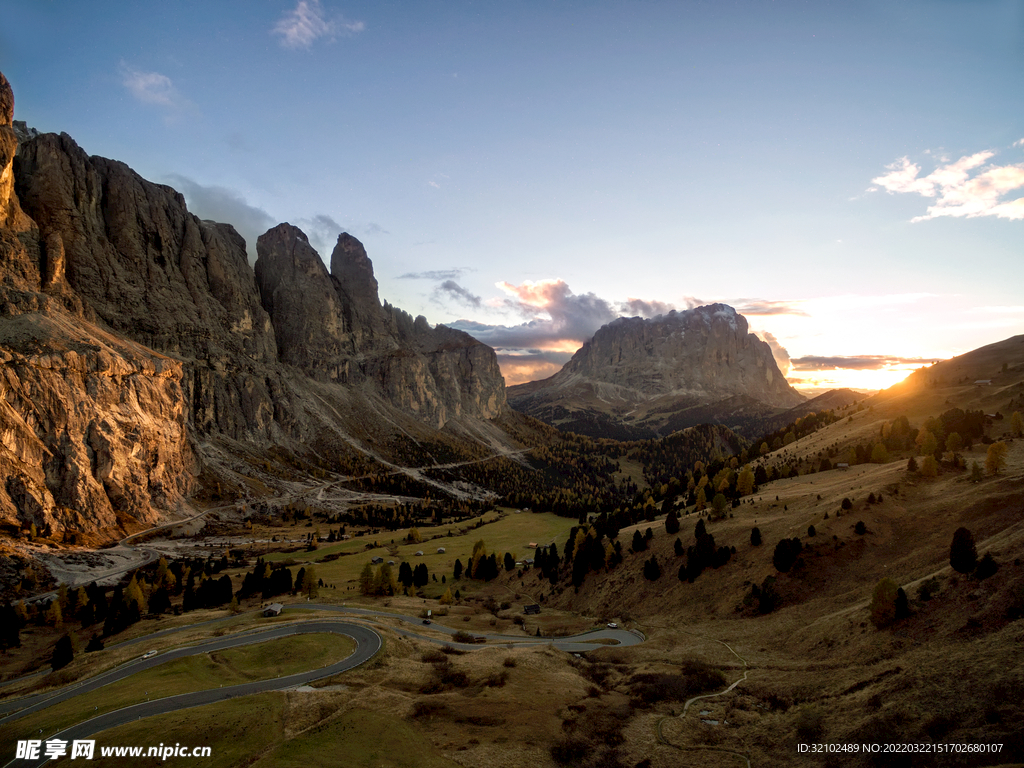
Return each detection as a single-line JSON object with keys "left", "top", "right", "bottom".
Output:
{"left": 0, "top": 72, "right": 194, "bottom": 537}
{"left": 508, "top": 304, "right": 805, "bottom": 439}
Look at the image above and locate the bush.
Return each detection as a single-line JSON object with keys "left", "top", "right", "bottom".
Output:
{"left": 484, "top": 670, "right": 510, "bottom": 687}
{"left": 795, "top": 705, "right": 826, "bottom": 742}
{"left": 421, "top": 649, "right": 447, "bottom": 664}
{"left": 855, "top": 521, "right": 867, "bottom": 535}
{"left": 917, "top": 577, "right": 940, "bottom": 602}
{"left": 975, "top": 552, "right": 999, "bottom": 580}
{"left": 869, "top": 578, "right": 899, "bottom": 628}
{"left": 773, "top": 537, "right": 802, "bottom": 572}
{"left": 550, "top": 737, "right": 592, "bottom": 766}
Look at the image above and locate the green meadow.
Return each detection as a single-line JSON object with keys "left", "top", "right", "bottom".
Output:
{"left": 262, "top": 508, "right": 577, "bottom": 598}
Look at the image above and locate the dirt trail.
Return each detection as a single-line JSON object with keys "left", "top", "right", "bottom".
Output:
{"left": 647, "top": 625, "right": 753, "bottom": 767}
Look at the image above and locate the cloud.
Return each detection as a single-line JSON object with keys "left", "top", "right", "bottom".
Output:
{"left": 446, "top": 279, "right": 616, "bottom": 354}
{"left": 399, "top": 269, "right": 466, "bottom": 281}
{"left": 165, "top": 175, "right": 275, "bottom": 263}
{"left": 790, "top": 355, "right": 938, "bottom": 371}
{"left": 119, "top": 63, "right": 196, "bottom": 117}
{"left": 434, "top": 280, "right": 481, "bottom": 308}
{"left": 1015, "top": 138, "right": 1024, "bottom": 148}
{"left": 753, "top": 331, "right": 792, "bottom": 376}
{"left": 272, "top": 0, "right": 364, "bottom": 49}
{"left": 448, "top": 279, "right": 688, "bottom": 381}
{"left": 495, "top": 352, "right": 574, "bottom": 386}
{"left": 620, "top": 297, "right": 683, "bottom": 317}
{"left": 732, "top": 298, "right": 810, "bottom": 317}
{"left": 427, "top": 181, "right": 441, "bottom": 189}
{"left": 296, "top": 213, "right": 345, "bottom": 258}
{"left": 872, "top": 147, "right": 1024, "bottom": 221}
{"left": 365, "top": 222, "right": 390, "bottom": 236}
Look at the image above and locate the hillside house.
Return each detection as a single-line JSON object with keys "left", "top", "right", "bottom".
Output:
{"left": 263, "top": 603, "right": 283, "bottom": 617}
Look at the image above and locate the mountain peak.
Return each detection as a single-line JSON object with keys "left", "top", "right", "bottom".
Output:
{"left": 508, "top": 304, "right": 804, "bottom": 439}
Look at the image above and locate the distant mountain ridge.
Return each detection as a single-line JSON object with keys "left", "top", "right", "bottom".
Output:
{"left": 507, "top": 304, "right": 807, "bottom": 439}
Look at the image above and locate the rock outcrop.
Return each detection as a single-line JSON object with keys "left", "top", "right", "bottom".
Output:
{"left": 255, "top": 224, "right": 507, "bottom": 428}
{"left": 507, "top": 305, "right": 805, "bottom": 439}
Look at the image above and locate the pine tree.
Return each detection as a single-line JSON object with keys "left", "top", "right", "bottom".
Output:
{"left": 949, "top": 527, "right": 977, "bottom": 574}
{"left": 665, "top": 509, "right": 680, "bottom": 535}
{"left": 359, "top": 563, "right": 374, "bottom": 595}
{"left": 51, "top": 634, "right": 74, "bottom": 670}
{"left": 0, "top": 602, "right": 21, "bottom": 649}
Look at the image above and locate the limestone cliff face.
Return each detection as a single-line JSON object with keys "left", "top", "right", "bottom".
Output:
{"left": 14, "top": 133, "right": 277, "bottom": 366}
{"left": 255, "top": 225, "right": 507, "bottom": 428}
{"left": 508, "top": 305, "right": 804, "bottom": 439}
{"left": 0, "top": 73, "right": 194, "bottom": 537}
{"left": 562, "top": 305, "right": 801, "bottom": 404}
{"left": 0, "top": 315, "right": 193, "bottom": 537}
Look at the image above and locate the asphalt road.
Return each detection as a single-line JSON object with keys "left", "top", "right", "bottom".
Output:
{"left": 1, "top": 604, "right": 643, "bottom": 767}
{"left": 301, "top": 603, "right": 645, "bottom": 652}
{"left": 2, "top": 620, "right": 380, "bottom": 768}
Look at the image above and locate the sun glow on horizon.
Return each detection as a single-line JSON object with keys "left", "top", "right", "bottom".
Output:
{"left": 788, "top": 363, "right": 927, "bottom": 394}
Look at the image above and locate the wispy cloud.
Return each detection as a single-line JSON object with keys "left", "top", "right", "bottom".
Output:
{"left": 119, "top": 63, "right": 196, "bottom": 117}
{"left": 165, "top": 175, "right": 274, "bottom": 263}
{"left": 621, "top": 297, "right": 686, "bottom": 317}
{"left": 790, "top": 355, "right": 937, "bottom": 371}
{"left": 272, "top": 0, "right": 364, "bottom": 49}
{"left": 753, "top": 330, "right": 792, "bottom": 376}
{"left": 434, "top": 280, "right": 481, "bottom": 308}
{"left": 296, "top": 213, "right": 345, "bottom": 259}
{"left": 872, "top": 146, "right": 1024, "bottom": 221}
{"left": 732, "top": 298, "right": 809, "bottom": 317}
{"left": 399, "top": 269, "right": 466, "bottom": 281}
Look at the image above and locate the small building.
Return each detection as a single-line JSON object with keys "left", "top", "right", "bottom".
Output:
{"left": 387, "top": 560, "right": 396, "bottom": 566}
{"left": 836, "top": 463, "right": 850, "bottom": 470}
{"left": 524, "top": 558, "right": 535, "bottom": 566}
{"left": 528, "top": 542, "right": 538, "bottom": 549}
{"left": 371, "top": 556, "right": 384, "bottom": 564}
{"left": 263, "top": 603, "right": 283, "bottom": 617}
{"left": 524, "top": 604, "right": 541, "bottom": 615}
{"left": 975, "top": 380, "right": 993, "bottom": 386}
{"left": 415, "top": 550, "right": 424, "bottom": 556}
{"left": 436, "top": 547, "right": 446, "bottom": 554}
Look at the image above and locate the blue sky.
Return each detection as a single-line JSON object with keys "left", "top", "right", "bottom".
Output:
{"left": 4, "top": 0, "right": 1023, "bottom": 389}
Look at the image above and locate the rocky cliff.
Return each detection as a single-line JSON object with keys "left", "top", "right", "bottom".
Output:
{"left": 254, "top": 223, "right": 506, "bottom": 428}
{"left": 0, "top": 73, "right": 194, "bottom": 539}
{"left": 0, "top": 70, "right": 511, "bottom": 542}
{"left": 507, "top": 304, "right": 805, "bottom": 439}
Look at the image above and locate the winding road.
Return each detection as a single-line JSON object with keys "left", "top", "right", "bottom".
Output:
{"left": 1, "top": 604, "right": 642, "bottom": 767}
